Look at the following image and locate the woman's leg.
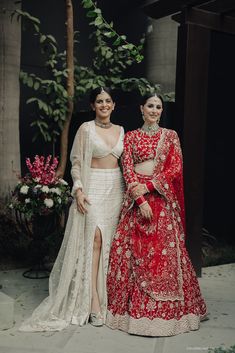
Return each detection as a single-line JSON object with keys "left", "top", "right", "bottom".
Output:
{"left": 91, "top": 226, "right": 102, "bottom": 314}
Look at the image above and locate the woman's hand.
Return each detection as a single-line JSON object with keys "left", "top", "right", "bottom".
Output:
{"left": 130, "top": 183, "right": 147, "bottom": 199}
{"left": 75, "top": 189, "right": 91, "bottom": 214}
{"left": 139, "top": 202, "right": 153, "bottom": 220}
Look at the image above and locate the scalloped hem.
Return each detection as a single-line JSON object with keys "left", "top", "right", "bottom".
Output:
{"left": 106, "top": 311, "right": 208, "bottom": 337}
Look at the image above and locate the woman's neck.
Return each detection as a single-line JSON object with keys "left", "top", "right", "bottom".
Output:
{"left": 95, "top": 117, "right": 112, "bottom": 129}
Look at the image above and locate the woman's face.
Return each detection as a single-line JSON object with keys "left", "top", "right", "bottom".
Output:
{"left": 141, "top": 96, "right": 163, "bottom": 125}
{"left": 91, "top": 91, "right": 115, "bottom": 120}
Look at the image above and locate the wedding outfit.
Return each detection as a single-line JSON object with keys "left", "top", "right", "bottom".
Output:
{"left": 20, "top": 120, "right": 124, "bottom": 332}
{"left": 106, "top": 127, "right": 207, "bottom": 336}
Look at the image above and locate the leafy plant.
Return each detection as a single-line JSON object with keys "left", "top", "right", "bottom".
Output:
{"left": 82, "top": 0, "right": 144, "bottom": 65}
{"left": 9, "top": 155, "right": 71, "bottom": 219}
{"left": 11, "top": 2, "right": 162, "bottom": 144}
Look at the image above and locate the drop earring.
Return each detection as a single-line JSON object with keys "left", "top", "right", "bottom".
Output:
{"left": 142, "top": 113, "right": 145, "bottom": 121}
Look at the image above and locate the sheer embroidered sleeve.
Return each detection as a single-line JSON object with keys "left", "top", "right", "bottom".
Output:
{"left": 70, "top": 122, "right": 88, "bottom": 196}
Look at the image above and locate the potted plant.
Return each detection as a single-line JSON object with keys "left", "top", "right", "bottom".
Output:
{"left": 9, "top": 155, "right": 71, "bottom": 278}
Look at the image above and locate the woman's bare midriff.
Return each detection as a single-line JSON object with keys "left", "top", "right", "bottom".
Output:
{"left": 134, "top": 159, "right": 154, "bottom": 176}
{"left": 91, "top": 154, "right": 119, "bottom": 169}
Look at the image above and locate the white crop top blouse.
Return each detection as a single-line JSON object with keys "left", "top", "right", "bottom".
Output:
{"left": 92, "top": 125, "right": 124, "bottom": 159}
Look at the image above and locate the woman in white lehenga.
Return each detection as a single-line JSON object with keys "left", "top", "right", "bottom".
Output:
{"left": 19, "top": 87, "right": 124, "bottom": 331}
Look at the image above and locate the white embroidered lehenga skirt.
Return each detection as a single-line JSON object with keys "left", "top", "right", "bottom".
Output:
{"left": 19, "top": 167, "right": 124, "bottom": 332}
{"left": 85, "top": 168, "right": 124, "bottom": 320}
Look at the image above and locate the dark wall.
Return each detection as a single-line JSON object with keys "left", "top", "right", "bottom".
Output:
{"left": 203, "top": 30, "right": 235, "bottom": 244}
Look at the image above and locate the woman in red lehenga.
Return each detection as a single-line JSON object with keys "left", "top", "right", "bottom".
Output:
{"left": 106, "top": 93, "right": 207, "bottom": 336}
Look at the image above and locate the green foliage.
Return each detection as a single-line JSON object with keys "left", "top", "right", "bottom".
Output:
{"left": 9, "top": 177, "right": 71, "bottom": 220}
{"left": 208, "top": 345, "right": 235, "bottom": 353}
{"left": 11, "top": 9, "right": 69, "bottom": 143}
{"left": 11, "top": 2, "right": 164, "bottom": 143}
{"left": 81, "top": 0, "right": 144, "bottom": 64}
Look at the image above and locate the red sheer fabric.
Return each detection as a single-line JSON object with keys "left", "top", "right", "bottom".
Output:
{"left": 106, "top": 128, "right": 207, "bottom": 336}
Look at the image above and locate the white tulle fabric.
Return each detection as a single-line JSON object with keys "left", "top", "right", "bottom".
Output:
{"left": 19, "top": 120, "right": 124, "bottom": 332}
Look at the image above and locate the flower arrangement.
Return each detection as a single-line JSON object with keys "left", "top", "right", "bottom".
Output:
{"left": 9, "top": 155, "right": 71, "bottom": 219}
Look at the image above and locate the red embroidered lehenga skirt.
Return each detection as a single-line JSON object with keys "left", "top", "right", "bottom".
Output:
{"left": 106, "top": 175, "right": 207, "bottom": 336}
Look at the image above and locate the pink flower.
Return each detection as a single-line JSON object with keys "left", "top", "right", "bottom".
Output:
{"left": 26, "top": 155, "right": 59, "bottom": 185}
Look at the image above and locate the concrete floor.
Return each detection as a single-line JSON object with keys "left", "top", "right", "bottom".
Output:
{"left": 0, "top": 263, "right": 235, "bottom": 353}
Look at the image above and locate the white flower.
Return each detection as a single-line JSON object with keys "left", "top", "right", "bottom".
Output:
{"left": 41, "top": 185, "right": 49, "bottom": 193}
{"left": 44, "top": 198, "right": 54, "bottom": 208}
{"left": 20, "top": 185, "right": 29, "bottom": 194}
{"left": 59, "top": 179, "right": 68, "bottom": 186}
{"left": 35, "top": 184, "right": 41, "bottom": 189}
{"left": 57, "top": 197, "right": 61, "bottom": 204}
{"left": 50, "top": 187, "right": 61, "bottom": 195}
{"left": 33, "top": 177, "right": 40, "bottom": 182}
{"left": 25, "top": 198, "right": 30, "bottom": 204}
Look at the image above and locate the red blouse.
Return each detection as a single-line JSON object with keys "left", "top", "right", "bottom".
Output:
{"left": 121, "top": 127, "right": 186, "bottom": 232}
{"left": 121, "top": 128, "right": 162, "bottom": 186}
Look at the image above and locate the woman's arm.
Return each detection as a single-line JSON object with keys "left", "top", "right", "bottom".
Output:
{"left": 122, "top": 131, "right": 148, "bottom": 207}
{"left": 121, "top": 131, "right": 139, "bottom": 187}
{"left": 70, "top": 122, "right": 88, "bottom": 196}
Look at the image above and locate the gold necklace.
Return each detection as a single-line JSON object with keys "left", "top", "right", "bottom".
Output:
{"left": 95, "top": 118, "right": 112, "bottom": 129}
{"left": 141, "top": 123, "right": 159, "bottom": 135}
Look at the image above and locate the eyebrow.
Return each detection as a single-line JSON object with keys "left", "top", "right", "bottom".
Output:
{"left": 96, "top": 98, "right": 112, "bottom": 102}
{"left": 147, "top": 103, "right": 162, "bottom": 107}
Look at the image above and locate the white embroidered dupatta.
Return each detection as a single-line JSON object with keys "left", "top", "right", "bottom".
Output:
{"left": 20, "top": 121, "right": 95, "bottom": 331}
